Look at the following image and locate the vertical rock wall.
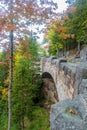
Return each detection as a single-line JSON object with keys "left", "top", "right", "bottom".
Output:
{"left": 42, "top": 78, "right": 58, "bottom": 103}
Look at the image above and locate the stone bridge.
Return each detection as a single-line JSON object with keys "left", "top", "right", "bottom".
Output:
{"left": 41, "top": 56, "right": 87, "bottom": 102}
{"left": 41, "top": 48, "right": 87, "bottom": 130}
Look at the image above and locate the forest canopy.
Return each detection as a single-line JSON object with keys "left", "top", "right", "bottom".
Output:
{"left": 44, "top": 0, "right": 87, "bottom": 56}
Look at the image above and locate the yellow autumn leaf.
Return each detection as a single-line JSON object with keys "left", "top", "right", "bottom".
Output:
{"left": 4, "top": 78, "right": 9, "bottom": 85}
{"left": 57, "top": 43, "right": 63, "bottom": 49}
{"left": 2, "top": 88, "right": 8, "bottom": 98}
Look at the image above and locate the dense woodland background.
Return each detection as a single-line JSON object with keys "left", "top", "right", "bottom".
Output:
{"left": 0, "top": 0, "right": 87, "bottom": 130}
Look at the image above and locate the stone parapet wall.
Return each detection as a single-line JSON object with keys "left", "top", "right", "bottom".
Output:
{"left": 56, "top": 63, "right": 76, "bottom": 100}
{"left": 41, "top": 56, "right": 87, "bottom": 101}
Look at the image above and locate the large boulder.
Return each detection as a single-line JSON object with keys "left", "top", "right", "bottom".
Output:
{"left": 50, "top": 94, "right": 87, "bottom": 130}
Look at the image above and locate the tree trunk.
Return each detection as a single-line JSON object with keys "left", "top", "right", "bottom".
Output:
{"left": 8, "top": 0, "right": 13, "bottom": 130}
{"left": 76, "top": 42, "right": 80, "bottom": 58}
{"left": 8, "top": 29, "right": 13, "bottom": 130}
{"left": 78, "top": 42, "right": 80, "bottom": 53}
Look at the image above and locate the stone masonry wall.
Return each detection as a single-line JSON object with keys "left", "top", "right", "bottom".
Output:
{"left": 56, "top": 63, "right": 76, "bottom": 100}
{"left": 41, "top": 56, "right": 87, "bottom": 101}
{"left": 41, "top": 47, "right": 87, "bottom": 130}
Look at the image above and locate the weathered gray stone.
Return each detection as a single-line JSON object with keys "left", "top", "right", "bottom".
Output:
{"left": 41, "top": 47, "right": 87, "bottom": 130}
{"left": 41, "top": 48, "right": 87, "bottom": 101}
{"left": 80, "top": 47, "right": 87, "bottom": 60}
{"left": 50, "top": 94, "right": 87, "bottom": 130}
{"left": 79, "top": 79, "right": 87, "bottom": 94}
{"left": 74, "top": 67, "right": 87, "bottom": 95}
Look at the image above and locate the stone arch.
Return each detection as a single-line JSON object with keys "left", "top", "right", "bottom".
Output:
{"left": 42, "top": 72, "right": 59, "bottom": 103}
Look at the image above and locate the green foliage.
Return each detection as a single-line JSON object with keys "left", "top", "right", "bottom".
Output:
{"left": 28, "top": 106, "right": 50, "bottom": 130}
{"left": 0, "top": 37, "right": 47, "bottom": 130}
{"left": 11, "top": 38, "right": 42, "bottom": 129}
{"left": 46, "top": 20, "right": 65, "bottom": 56}
{"left": 0, "top": 97, "right": 8, "bottom": 130}
{"left": 0, "top": 112, "right": 8, "bottom": 130}
{"left": 0, "top": 52, "right": 8, "bottom": 87}
{"left": 66, "top": 0, "right": 87, "bottom": 45}
{"left": 37, "top": 44, "right": 48, "bottom": 56}
{"left": 45, "top": 0, "right": 87, "bottom": 57}
{"left": 11, "top": 41, "right": 49, "bottom": 129}
{"left": 0, "top": 53, "right": 8, "bottom": 130}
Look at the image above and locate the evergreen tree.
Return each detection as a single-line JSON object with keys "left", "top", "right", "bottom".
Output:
{"left": 12, "top": 38, "right": 41, "bottom": 129}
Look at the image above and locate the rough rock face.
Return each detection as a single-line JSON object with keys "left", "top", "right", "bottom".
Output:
{"left": 50, "top": 94, "right": 87, "bottom": 130}
{"left": 80, "top": 46, "right": 87, "bottom": 60}
{"left": 41, "top": 55, "right": 87, "bottom": 101}
{"left": 79, "top": 79, "right": 87, "bottom": 94}
{"left": 74, "top": 66, "right": 87, "bottom": 96}
{"left": 42, "top": 78, "right": 58, "bottom": 103}
{"left": 41, "top": 48, "right": 87, "bottom": 130}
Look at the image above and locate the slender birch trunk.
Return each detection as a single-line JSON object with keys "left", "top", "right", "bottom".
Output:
{"left": 78, "top": 42, "right": 80, "bottom": 54}
{"left": 8, "top": 0, "right": 13, "bottom": 130}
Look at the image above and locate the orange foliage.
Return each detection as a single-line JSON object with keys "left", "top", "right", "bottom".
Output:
{"left": 5, "top": 24, "right": 16, "bottom": 31}
{"left": 60, "top": 33, "right": 68, "bottom": 39}
{"left": 67, "top": 7, "right": 76, "bottom": 13}
{"left": 44, "top": 45, "right": 49, "bottom": 49}
{"left": 0, "top": 25, "right": 2, "bottom": 31}
{"left": 0, "top": 18, "right": 8, "bottom": 31}
{"left": 63, "top": 15, "right": 69, "bottom": 21}
{"left": 56, "top": 19, "right": 64, "bottom": 24}
{"left": 0, "top": 62, "right": 7, "bottom": 66}
{"left": 57, "top": 26, "right": 67, "bottom": 32}
{"left": 69, "top": 109, "right": 77, "bottom": 115}
{"left": 60, "top": 33, "right": 75, "bottom": 39}
{"left": 23, "top": 53, "right": 30, "bottom": 58}
{"left": 51, "top": 19, "right": 63, "bottom": 27}
{"left": 71, "top": 34, "right": 75, "bottom": 39}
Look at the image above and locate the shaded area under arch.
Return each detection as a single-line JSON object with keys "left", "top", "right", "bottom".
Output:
{"left": 42, "top": 72, "right": 59, "bottom": 104}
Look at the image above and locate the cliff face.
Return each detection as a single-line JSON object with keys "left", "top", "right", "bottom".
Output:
{"left": 42, "top": 78, "right": 58, "bottom": 103}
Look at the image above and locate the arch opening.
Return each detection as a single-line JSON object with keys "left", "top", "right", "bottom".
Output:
{"left": 42, "top": 72, "right": 59, "bottom": 104}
